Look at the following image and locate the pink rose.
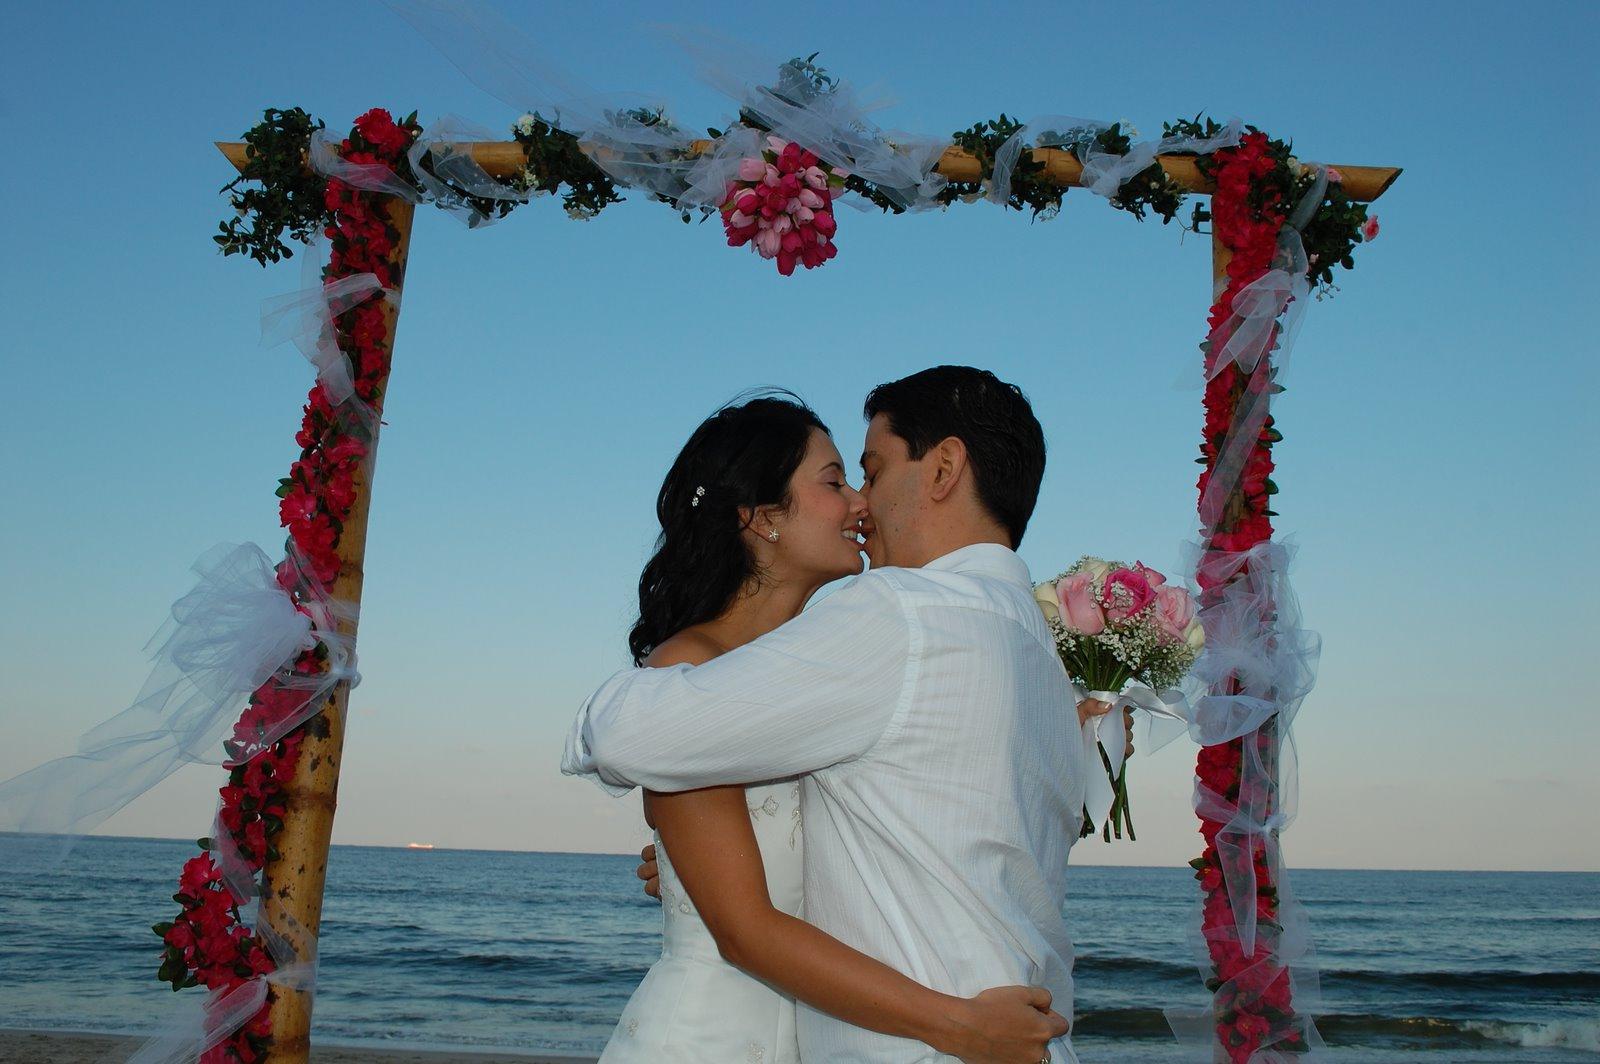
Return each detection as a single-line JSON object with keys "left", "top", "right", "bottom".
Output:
{"left": 1153, "top": 585, "right": 1196, "bottom": 641}
{"left": 1134, "top": 561, "right": 1166, "bottom": 589}
{"left": 1100, "top": 567, "right": 1154, "bottom": 623}
{"left": 754, "top": 228, "right": 781, "bottom": 259}
{"left": 804, "top": 165, "right": 829, "bottom": 190}
{"left": 736, "top": 158, "right": 766, "bottom": 182}
{"left": 1056, "top": 572, "right": 1106, "bottom": 635}
{"left": 1361, "top": 214, "right": 1380, "bottom": 241}
{"left": 1325, "top": 166, "right": 1343, "bottom": 183}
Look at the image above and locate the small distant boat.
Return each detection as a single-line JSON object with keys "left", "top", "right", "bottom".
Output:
{"left": 405, "top": 842, "right": 435, "bottom": 850}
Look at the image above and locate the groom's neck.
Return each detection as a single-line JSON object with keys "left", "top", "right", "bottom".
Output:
{"left": 897, "top": 516, "right": 1013, "bottom": 569}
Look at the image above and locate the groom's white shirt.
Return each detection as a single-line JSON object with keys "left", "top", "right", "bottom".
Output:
{"left": 563, "top": 543, "right": 1086, "bottom": 1063}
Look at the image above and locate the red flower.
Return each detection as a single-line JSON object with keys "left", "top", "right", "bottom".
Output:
{"left": 179, "top": 854, "right": 221, "bottom": 897}
{"left": 352, "top": 108, "right": 414, "bottom": 157}
{"left": 278, "top": 488, "right": 319, "bottom": 530}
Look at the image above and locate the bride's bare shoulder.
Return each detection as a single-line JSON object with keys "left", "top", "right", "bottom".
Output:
{"left": 643, "top": 629, "right": 723, "bottom": 669}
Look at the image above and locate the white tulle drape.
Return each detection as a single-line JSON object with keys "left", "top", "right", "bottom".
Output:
{"left": 0, "top": 543, "right": 356, "bottom": 846}
{"left": 259, "top": 232, "right": 392, "bottom": 419}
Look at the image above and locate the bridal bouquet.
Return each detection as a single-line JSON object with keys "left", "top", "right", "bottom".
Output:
{"left": 1035, "top": 558, "right": 1202, "bottom": 841}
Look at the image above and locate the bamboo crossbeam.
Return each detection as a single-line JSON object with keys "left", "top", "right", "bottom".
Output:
{"left": 215, "top": 140, "right": 1402, "bottom": 203}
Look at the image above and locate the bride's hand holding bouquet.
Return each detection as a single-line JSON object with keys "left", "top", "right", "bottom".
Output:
{"left": 1035, "top": 558, "right": 1202, "bottom": 841}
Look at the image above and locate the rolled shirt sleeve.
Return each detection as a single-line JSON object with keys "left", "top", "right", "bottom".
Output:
{"left": 562, "top": 571, "right": 912, "bottom": 794}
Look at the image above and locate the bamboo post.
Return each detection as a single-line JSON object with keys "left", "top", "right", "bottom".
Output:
{"left": 241, "top": 183, "right": 417, "bottom": 1063}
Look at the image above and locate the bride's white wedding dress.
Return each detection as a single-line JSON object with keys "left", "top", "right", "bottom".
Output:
{"left": 599, "top": 778, "right": 804, "bottom": 1063}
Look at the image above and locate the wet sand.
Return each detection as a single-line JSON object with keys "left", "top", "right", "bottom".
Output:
{"left": 0, "top": 1029, "right": 597, "bottom": 1063}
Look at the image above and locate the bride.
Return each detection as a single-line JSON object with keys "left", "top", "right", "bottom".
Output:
{"left": 596, "top": 393, "right": 1067, "bottom": 1063}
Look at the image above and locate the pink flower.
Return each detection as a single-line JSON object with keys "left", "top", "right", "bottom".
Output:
{"left": 1101, "top": 567, "right": 1155, "bottom": 623}
{"left": 1325, "top": 166, "right": 1343, "bottom": 183}
{"left": 1153, "top": 585, "right": 1196, "bottom": 641}
{"left": 736, "top": 158, "right": 766, "bottom": 182}
{"left": 798, "top": 188, "right": 824, "bottom": 210}
{"left": 804, "top": 165, "right": 829, "bottom": 190}
{"left": 754, "top": 228, "right": 781, "bottom": 258}
{"left": 1361, "top": 214, "right": 1380, "bottom": 241}
{"left": 1056, "top": 573, "right": 1106, "bottom": 635}
{"left": 1134, "top": 561, "right": 1166, "bottom": 588}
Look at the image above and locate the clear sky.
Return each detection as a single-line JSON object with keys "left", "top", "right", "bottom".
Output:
{"left": 2, "top": 1, "right": 1596, "bottom": 873}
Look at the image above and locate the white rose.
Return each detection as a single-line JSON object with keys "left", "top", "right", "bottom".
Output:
{"left": 1184, "top": 620, "right": 1206, "bottom": 651}
{"left": 1033, "top": 582, "right": 1061, "bottom": 623}
{"left": 1079, "top": 557, "right": 1113, "bottom": 581}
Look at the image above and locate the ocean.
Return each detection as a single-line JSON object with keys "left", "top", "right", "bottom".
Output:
{"left": 0, "top": 834, "right": 1594, "bottom": 1062}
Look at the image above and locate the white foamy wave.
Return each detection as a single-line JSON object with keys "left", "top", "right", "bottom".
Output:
{"left": 1466, "top": 1017, "right": 1600, "bottom": 1053}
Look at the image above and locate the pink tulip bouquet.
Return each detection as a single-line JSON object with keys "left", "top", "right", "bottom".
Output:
{"left": 719, "top": 135, "right": 848, "bottom": 276}
{"left": 1034, "top": 557, "right": 1202, "bottom": 841}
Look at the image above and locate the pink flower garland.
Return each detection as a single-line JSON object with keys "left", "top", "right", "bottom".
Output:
{"left": 154, "top": 107, "right": 415, "bottom": 1064}
{"left": 1190, "top": 131, "right": 1308, "bottom": 1062}
{"left": 720, "top": 135, "right": 847, "bottom": 276}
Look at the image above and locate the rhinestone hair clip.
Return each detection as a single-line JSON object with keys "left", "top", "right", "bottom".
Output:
{"left": 690, "top": 485, "right": 706, "bottom": 508}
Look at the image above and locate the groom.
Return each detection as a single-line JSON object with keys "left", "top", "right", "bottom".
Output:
{"left": 565, "top": 366, "right": 1102, "bottom": 1063}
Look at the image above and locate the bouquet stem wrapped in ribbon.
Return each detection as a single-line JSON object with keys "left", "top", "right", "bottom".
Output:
{"left": 1035, "top": 557, "right": 1201, "bottom": 841}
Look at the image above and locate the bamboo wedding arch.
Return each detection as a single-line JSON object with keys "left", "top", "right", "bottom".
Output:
{"left": 209, "top": 128, "right": 1400, "bottom": 1061}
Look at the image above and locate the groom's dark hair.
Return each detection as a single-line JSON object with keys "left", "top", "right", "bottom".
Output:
{"left": 864, "top": 366, "right": 1046, "bottom": 549}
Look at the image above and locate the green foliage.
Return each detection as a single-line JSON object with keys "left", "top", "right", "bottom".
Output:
{"left": 214, "top": 107, "right": 331, "bottom": 265}
{"left": 934, "top": 114, "right": 1060, "bottom": 218}
{"left": 509, "top": 112, "right": 624, "bottom": 218}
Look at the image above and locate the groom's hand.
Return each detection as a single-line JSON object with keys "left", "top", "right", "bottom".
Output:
{"left": 637, "top": 843, "right": 660, "bottom": 900}
{"left": 944, "top": 985, "right": 1069, "bottom": 1064}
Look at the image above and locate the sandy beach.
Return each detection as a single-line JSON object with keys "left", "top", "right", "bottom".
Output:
{"left": 0, "top": 1030, "right": 597, "bottom": 1064}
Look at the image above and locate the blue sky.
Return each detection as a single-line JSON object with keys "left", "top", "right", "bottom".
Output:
{"left": 1, "top": 1, "right": 1595, "bottom": 872}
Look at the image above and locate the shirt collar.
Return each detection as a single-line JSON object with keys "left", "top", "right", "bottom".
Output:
{"left": 920, "top": 542, "right": 1033, "bottom": 589}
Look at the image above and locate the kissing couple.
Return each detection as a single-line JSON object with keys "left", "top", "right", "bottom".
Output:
{"left": 563, "top": 366, "right": 1129, "bottom": 1063}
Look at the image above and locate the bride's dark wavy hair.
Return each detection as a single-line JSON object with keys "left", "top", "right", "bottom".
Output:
{"left": 629, "top": 392, "right": 828, "bottom": 665}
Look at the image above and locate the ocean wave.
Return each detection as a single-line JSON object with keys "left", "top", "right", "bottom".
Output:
{"left": 1463, "top": 1017, "right": 1600, "bottom": 1053}
{"left": 1323, "top": 967, "right": 1600, "bottom": 993}
{"left": 1313, "top": 1013, "right": 1600, "bottom": 1052}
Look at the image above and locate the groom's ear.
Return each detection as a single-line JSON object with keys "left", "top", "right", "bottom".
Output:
{"left": 926, "top": 436, "right": 969, "bottom": 503}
